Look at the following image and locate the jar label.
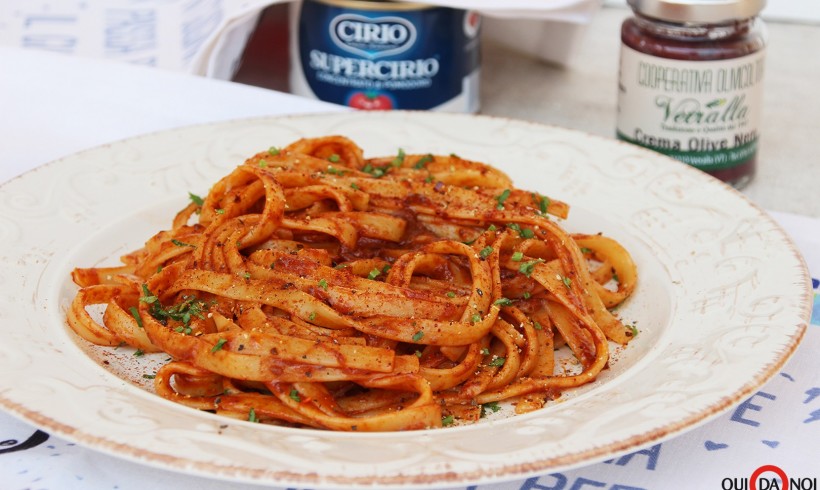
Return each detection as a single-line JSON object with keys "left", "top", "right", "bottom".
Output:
{"left": 616, "top": 45, "right": 765, "bottom": 172}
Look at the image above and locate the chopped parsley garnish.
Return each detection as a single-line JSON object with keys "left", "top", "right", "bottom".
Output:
{"left": 391, "top": 148, "right": 405, "bottom": 167}
{"left": 326, "top": 165, "right": 345, "bottom": 175}
{"left": 142, "top": 374, "right": 156, "bottom": 379}
{"left": 471, "top": 313, "right": 481, "bottom": 323}
{"left": 533, "top": 192, "right": 550, "bottom": 215}
{"left": 328, "top": 153, "right": 340, "bottom": 163}
{"left": 511, "top": 251, "right": 524, "bottom": 262}
{"left": 493, "top": 298, "right": 513, "bottom": 307}
{"left": 367, "top": 268, "right": 381, "bottom": 280}
{"left": 533, "top": 321, "right": 543, "bottom": 330}
{"left": 495, "top": 189, "right": 511, "bottom": 210}
{"left": 129, "top": 306, "right": 143, "bottom": 328}
{"left": 414, "top": 154, "right": 434, "bottom": 169}
{"left": 309, "top": 312, "right": 316, "bottom": 321}
{"left": 258, "top": 159, "right": 268, "bottom": 168}
{"left": 133, "top": 349, "right": 144, "bottom": 357}
{"left": 350, "top": 182, "right": 359, "bottom": 190}
{"left": 361, "top": 163, "right": 387, "bottom": 178}
{"left": 424, "top": 174, "right": 434, "bottom": 183}
{"left": 522, "top": 292, "right": 531, "bottom": 299}
{"left": 414, "top": 350, "right": 423, "bottom": 358}
{"left": 562, "top": 276, "right": 573, "bottom": 288}
{"left": 242, "top": 272, "right": 251, "bottom": 280}
{"left": 211, "top": 338, "right": 227, "bottom": 353}
{"left": 487, "top": 224, "right": 497, "bottom": 232}
{"left": 441, "top": 415, "right": 455, "bottom": 426}
{"left": 478, "top": 246, "right": 493, "bottom": 259}
{"left": 248, "top": 408, "right": 258, "bottom": 423}
{"left": 171, "top": 239, "right": 195, "bottom": 248}
{"left": 488, "top": 357, "right": 506, "bottom": 367}
{"left": 188, "top": 192, "right": 204, "bottom": 207}
{"left": 215, "top": 208, "right": 225, "bottom": 214}
{"left": 140, "top": 284, "right": 211, "bottom": 327}
{"left": 520, "top": 228, "right": 535, "bottom": 239}
{"left": 627, "top": 324, "right": 639, "bottom": 338}
{"left": 268, "top": 146, "right": 280, "bottom": 156}
{"left": 289, "top": 389, "right": 301, "bottom": 402}
{"left": 480, "top": 402, "right": 501, "bottom": 418}
{"left": 318, "top": 279, "right": 328, "bottom": 290}
{"left": 612, "top": 272, "right": 620, "bottom": 283}
{"left": 580, "top": 247, "right": 593, "bottom": 254}
{"left": 480, "top": 348, "right": 490, "bottom": 355}
{"left": 446, "top": 291, "right": 456, "bottom": 298}
{"left": 412, "top": 331, "right": 424, "bottom": 342}
{"left": 333, "top": 263, "right": 349, "bottom": 269}
{"left": 518, "top": 259, "right": 544, "bottom": 277}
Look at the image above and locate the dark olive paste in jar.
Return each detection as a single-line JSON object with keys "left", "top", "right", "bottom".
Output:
{"left": 617, "top": 0, "right": 767, "bottom": 188}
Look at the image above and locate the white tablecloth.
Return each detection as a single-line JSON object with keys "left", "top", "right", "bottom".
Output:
{"left": 1, "top": 46, "right": 818, "bottom": 490}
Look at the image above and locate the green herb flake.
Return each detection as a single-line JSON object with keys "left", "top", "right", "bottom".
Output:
{"left": 441, "top": 415, "right": 455, "bottom": 427}
{"left": 334, "top": 263, "right": 349, "bottom": 269}
{"left": 412, "top": 331, "right": 424, "bottom": 342}
{"left": 188, "top": 192, "right": 204, "bottom": 207}
{"left": 612, "top": 272, "right": 620, "bottom": 283}
{"left": 511, "top": 251, "right": 524, "bottom": 262}
{"left": 580, "top": 247, "right": 593, "bottom": 254}
{"left": 533, "top": 192, "right": 550, "bottom": 215}
{"left": 414, "top": 350, "right": 423, "bottom": 358}
{"left": 258, "top": 159, "right": 268, "bottom": 168}
{"left": 268, "top": 146, "right": 280, "bottom": 156}
{"left": 562, "top": 276, "right": 573, "bottom": 288}
{"left": 627, "top": 324, "right": 639, "bottom": 338}
{"left": 534, "top": 321, "right": 543, "bottom": 330}
{"left": 489, "top": 357, "right": 506, "bottom": 367}
{"left": 350, "top": 182, "right": 360, "bottom": 190}
{"left": 480, "top": 401, "right": 501, "bottom": 418}
{"left": 478, "top": 246, "right": 493, "bottom": 260}
{"left": 487, "top": 224, "right": 497, "bottom": 232}
{"left": 518, "top": 259, "right": 544, "bottom": 278}
{"left": 328, "top": 153, "right": 340, "bottom": 163}
{"left": 215, "top": 208, "right": 226, "bottom": 214}
{"left": 318, "top": 279, "right": 328, "bottom": 290}
{"left": 522, "top": 292, "right": 531, "bottom": 299}
{"left": 141, "top": 285, "right": 211, "bottom": 328}
{"left": 446, "top": 291, "right": 456, "bottom": 298}
{"left": 495, "top": 189, "right": 511, "bottom": 210}
{"left": 133, "top": 349, "right": 145, "bottom": 357}
{"left": 367, "top": 268, "right": 381, "bottom": 280}
{"left": 242, "top": 272, "right": 251, "bottom": 280}
{"left": 493, "top": 298, "right": 513, "bottom": 307}
{"left": 520, "top": 228, "right": 535, "bottom": 239}
{"left": 424, "top": 175, "right": 434, "bottom": 183}
{"left": 129, "top": 306, "right": 144, "bottom": 328}
{"left": 211, "top": 338, "right": 227, "bottom": 353}
{"left": 480, "top": 348, "right": 490, "bottom": 355}
{"left": 248, "top": 407, "right": 259, "bottom": 423}
{"left": 391, "top": 148, "right": 405, "bottom": 167}
{"left": 471, "top": 313, "right": 481, "bottom": 323}
{"left": 142, "top": 374, "right": 156, "bottom": 379}
{"left": 309, "top": 312, "right": 317, "bottom": 321}
{"left": 414, "top": 154, "right": 434, "bottom": 170}
{"left": 171, "top": 239, "right": 196, "bottom": 248}
{"left": 289, "top": 389, "right": 301, "bottom": 402}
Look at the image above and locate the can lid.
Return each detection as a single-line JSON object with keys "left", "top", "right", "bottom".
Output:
{"left": 627, "top": 0, "right": 766, "bottom": 24}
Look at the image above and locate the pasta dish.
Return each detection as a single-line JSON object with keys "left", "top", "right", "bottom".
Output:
{"left": 67, "top": 136, "right": 637, "bottom": 431}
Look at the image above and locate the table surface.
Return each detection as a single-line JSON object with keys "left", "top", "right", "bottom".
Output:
{"left": 235, "top": 5, "right": 820, "bottom": 218}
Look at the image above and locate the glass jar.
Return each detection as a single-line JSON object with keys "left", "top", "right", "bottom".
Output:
{"left": 616, "top": 0, "right": 767, "bottom": 189}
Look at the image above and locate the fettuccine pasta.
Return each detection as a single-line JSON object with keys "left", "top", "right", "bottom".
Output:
{"left": 68, "top": 136, "right": 638, "bottom": 431}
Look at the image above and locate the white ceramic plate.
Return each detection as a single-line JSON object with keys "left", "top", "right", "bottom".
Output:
{"left": 0, "top": 112, "right": 810, "bottom": 488}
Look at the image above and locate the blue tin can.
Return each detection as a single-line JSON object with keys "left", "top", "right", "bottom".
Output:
{"left": 290, "top": 0, "right": 481, "bottom": 112}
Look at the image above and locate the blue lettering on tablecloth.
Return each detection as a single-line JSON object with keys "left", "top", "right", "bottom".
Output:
{"left": 731, "top": 391, "right": 776, "bottom": 427}
{"left": 704, "top": 440, "right": 729, "bottom": 450}
{"left": 805, "top": 388, "right": 820, "bottom": 423}
{"left": 517, "top": 475, "right": 647, "bottom": 490}
{"left": 21, "top": 15, "right": 78, "bottom": 53}
{"left": 105, "top": 9, "right": 157, "bottom": 58}
{"left": 603, "top": 444, "right": 661, "bottom": 471}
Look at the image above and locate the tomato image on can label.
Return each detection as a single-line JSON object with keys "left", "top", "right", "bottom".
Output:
{"left": 290, "top": 0, "right": 480, "bottom": 112}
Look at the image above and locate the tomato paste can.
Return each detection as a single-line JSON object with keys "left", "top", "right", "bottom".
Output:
{"left": 289, "top": 0, "right": 481, "bottom": 112}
